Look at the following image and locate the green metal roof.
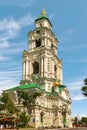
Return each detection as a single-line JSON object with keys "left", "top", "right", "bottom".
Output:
{"left": 58, "top": 85, "right": 66, "bottom": 94}
{"left": 6, "top": 84, "right": 66, "bottom": 96}
{"left": 46, "top": 85, "right": 66, "bottom": 96}
{"left": 7, "top": 83, "right": 45, "bottom": 92}
{"left": 35, "top": 15, "right": 52, "bottom": 27}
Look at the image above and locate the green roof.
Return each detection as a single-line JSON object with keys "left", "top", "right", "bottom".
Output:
{"left": 58, "top": 85, "right": 66, "bottom": 94}
{"left": 7, "top": 83, "right": 45, "bottom": 92}
{"left": 35, "top": 15, "right": 52, "bottom": 27}
{"left": 46, "top": 85, "right": 66, "bottom": 96}
{"left": 6, "top": 84, "right": 66, "bottom": 96}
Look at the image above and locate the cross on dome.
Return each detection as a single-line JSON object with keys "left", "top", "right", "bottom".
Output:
{"left": 41, "top": 5, "right": 47, "bottom": 16}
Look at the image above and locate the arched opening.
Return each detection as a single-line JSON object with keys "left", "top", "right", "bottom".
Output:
{"left": 40, "top": 112, "right": 43, "bottom": 123}
{"left": 51, "top": 44, "right": 53, "bottom": 49}
{"left": 33, "top": 61, "right": 39, "bottom": 74}
{"left": 62, "top": 109, "right": 66, "bottom": 127}
{"left": 51, "top": 86, "right": 55, "bottom": 93}
{"left": 35, "top": 39, "right": 41, "bottom": 47}
{"left": 54, "top": 65, "right": 57, "bottom": 78}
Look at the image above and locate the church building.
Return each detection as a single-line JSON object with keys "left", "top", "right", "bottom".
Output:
{"left": 6, "top": 9, "right": 72, "bottom": 128}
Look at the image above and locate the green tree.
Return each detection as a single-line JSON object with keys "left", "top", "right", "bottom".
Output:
{"left": 73, "top": 117, "right": 78, "bottom": 126}
{"left": 81, "top": 78, "right": 87, "bottom": 96}
{"left": 81, "top": 117, "right": 87, "bottom": 126}
{"left": 20, "top": 91, "right": 41, "bottom": 117}
{"left": 0, "top": 92, "right": 18, "bottom": 114}
{"left": 19, "top": 111, "right": 30, "bottom": 127}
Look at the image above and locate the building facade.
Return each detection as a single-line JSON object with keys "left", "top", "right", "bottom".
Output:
{"left": 7, "top": 9, "right": 72, "bottom": 128}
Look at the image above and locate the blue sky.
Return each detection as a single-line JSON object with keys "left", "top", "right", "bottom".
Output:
{"left": 0, "top": 0, "right": 87, "bottom": 117}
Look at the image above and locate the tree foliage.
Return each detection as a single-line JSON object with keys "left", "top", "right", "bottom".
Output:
{"left": 81, "top": 117, "right": 87, "bottom": 126}
{"left": 0, "top": 91, "right": 18, "bottom": 114}
{"left": 20, "top": 91, "right": 41, "bottom": 115}
{"left": 19, "top": 111, "right": 30, "bottom": 127}
{"left": 81, "top": 78, "right": 87, "bottom": 97}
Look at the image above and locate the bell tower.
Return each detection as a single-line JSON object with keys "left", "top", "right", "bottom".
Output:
{"left": 20, "top": 9, "right": 63, "bottom": 92}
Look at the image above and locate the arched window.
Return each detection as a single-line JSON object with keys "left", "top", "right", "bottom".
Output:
{"left": 51, "top": 86, "right": 55, "bottom": 93}
{"left": 54, "top": 65, "right": 57, "bottom": 77}
{"left": 51, "top": 44, "right": 53, "bottom": 49}
{"left": 40, "top": 112, "right": 43, "bottom": 123}
{"left": 35, "top": 39, "right": 41, "bottom": 47}
{"left": 33, "top": 61, "right": 39, "bottom": 74}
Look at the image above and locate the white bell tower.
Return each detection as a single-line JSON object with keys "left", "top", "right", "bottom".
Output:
{"left": 20, "top": 9, "right": 63, "bottom": 92}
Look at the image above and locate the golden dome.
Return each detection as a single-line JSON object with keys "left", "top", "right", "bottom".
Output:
{"left": 41, "top": 9, "right": 46, "bottom": 16}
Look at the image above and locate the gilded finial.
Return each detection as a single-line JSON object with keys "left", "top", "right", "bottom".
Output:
{"left": 42, "top": 4, "right": 45, "bottom": 11}
{"left": 41, "top": 4, "right": 46, "bottom": 16}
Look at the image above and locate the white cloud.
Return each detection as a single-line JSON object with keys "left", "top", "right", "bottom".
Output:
{"left": 0, "top": 14, "right": 34, "bottom": 42}
{"left": 65, "top": 78, "right": 87, "bottom": 101}
{"left": 0, "top": 56, "right": 6, "bottom": 61}
{"left": 79, "top": 114, "right": 87, "bottom": 118}
{"left": 0, "top": 18, "right": 20, "bottom": 30}
{"left": 0, "top": 17, "right": 20, "bottom": 43}
{"left": 0, "top": 79, "right": 19, "bottom": 93}
{"left": 72, "top": 94, "right": 86, "bottom": 100}
{"left": 18, "top": 14, "right": 35, "bottom": 26}
{"left": 0, "top": 41, "right": 9, "bottom": 48}
{"left": 0, "top": 70, "right": 21, "bottom": 93}
{"left": 66, "top": 80, "right": 83, "bottom": 91}
{"left": 0, "top": 14, "right": 34, "bottom": 60}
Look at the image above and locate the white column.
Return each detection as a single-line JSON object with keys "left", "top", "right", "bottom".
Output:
{"left": 44, "top": 57, "right": 47, "bottom": 77}
{"left": 29, "top": 61, "right": 32, "bottom": 75}
{"left": 56, "top": 66, "right": 58, "bottom": 79}
{"left": 26, "top": 60, "right": 28, "bottom": 79}
{"left": 23, "top": 61, "right": 26, "bottom": 79}
{"left": 41, "top": 58, "right": 43, "bottom": 77}
{"left": 25, "top": 61, "right": 26, "bottom": 79}
{"left": 31, "top": 41, "right": 33, "bottom": 49}
{"left": 60, "top": 66, "right": 62, "bottom": 84}
{"left": 44, "top": 38, "right": 46, "bottom": 46}
{"left": 28, "top": 61, "right": 30, "bottom": 77}
{"left": 52, "top": 61, "right": 54, "bottom": 78}
{"left": 22, "top": 61, "right": 24, "bottom": 80}
{"left": 33, "top": 41, "right": 35, "bottom": 48}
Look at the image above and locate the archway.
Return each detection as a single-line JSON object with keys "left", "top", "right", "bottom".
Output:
{"left": 33, "top": 61, "right": 39, "bottom": 74}
{"left": 40, "top": 112, "right": 43, "bottom": 126}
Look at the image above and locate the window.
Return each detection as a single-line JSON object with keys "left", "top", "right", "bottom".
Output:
{"left": 40, "top": 112, "right": 43, "bottom": 123}
{"left": 51, "top": 86, "right": 55, "bottom": 92}
{"left": 35, "top": 39, "right": 41, "bottom": 47}
{"left": 36, "top": 30, "right": 40, "bottom": 34}
{"left": 40, "top": 23, "right": 42, "bottom": 27}
{"left": 54, "top": 65, "right": 57, "bottom": 77}
{"left": 33, "top": 61, "right": 39, "bottom": 74}
{"left": 51, "top": 44, "right": 53, "bottom": 49}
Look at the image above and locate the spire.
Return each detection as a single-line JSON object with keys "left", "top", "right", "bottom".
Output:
{"left": 41, "top": 5, "right": 47, "bottom": 16}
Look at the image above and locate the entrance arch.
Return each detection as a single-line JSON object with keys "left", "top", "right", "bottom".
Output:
{"left": 40, "top": 112, "right": 44, "bottom": 126}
